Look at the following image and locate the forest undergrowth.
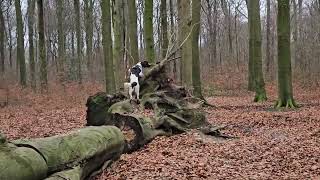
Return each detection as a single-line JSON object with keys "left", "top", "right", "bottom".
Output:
{"left": 0, "top": 80, "right": 319, "bottom": 179}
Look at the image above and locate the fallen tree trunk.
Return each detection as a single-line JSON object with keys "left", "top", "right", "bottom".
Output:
{"left": 86, "top": 61, "right": 224, "bottom": 153}
{"left": 0, "top": 126, "right": 125, "bottom": 180}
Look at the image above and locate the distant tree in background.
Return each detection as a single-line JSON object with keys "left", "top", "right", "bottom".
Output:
{"left": 275, "top": 0, "right": 297, "bottom": 108}
{"left": 14, "top": 0, "right": 27, "bottom": 87}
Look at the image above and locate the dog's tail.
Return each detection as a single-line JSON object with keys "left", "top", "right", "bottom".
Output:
{"left": 131, "top": 82, "right": 137, "bottom": 88}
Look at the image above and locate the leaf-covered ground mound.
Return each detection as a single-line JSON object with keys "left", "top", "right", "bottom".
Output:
{"left": 0, "top": 82, "right": 319, "bottom": 179}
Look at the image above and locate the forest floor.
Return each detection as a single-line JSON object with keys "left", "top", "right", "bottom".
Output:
{"left": 0, "top": 81, "right": 319, "bottom": 179}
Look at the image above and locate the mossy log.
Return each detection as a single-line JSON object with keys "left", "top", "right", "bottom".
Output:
{"left": 86, "top": 62, "right": 222, "bottom": 153}
{"left": 0, "top": 126, "right": 125, "bottom": 180}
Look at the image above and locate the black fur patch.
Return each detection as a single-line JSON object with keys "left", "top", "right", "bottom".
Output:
{"left": 141, "top": 61, "right": 151, "bottom": 68}
{"left": 131, "top": 82, "right": 137, "bottom": 88}
{"left": 130, "top": 66, "right": 141, "bottom": 77}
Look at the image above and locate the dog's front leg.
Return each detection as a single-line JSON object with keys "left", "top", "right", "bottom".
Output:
{"left": 136, "top": 85, "right": 140, "bottom": 104}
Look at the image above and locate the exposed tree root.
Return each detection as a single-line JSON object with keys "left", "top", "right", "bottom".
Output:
{"left": 275, "top": 99, "right": 298, "bottom": 109}
{"left": 254, "top": 93, "right": 267, "bottom": 102}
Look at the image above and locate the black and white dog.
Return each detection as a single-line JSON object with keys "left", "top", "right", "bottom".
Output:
{"left": 125, "top": 61, "right": 151, "bottom": 102}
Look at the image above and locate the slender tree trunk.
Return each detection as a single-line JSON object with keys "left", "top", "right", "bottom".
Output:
{"left": 127, "top": 0, "right": 139, "bottom": 63}
{"left": 0, "top": 3, "right": 5, "bottom": 76}
{"left": 101, "top": 0, "right": 116, "bottom": 93}
{"left": 74, "top": 0, "right": 82, "bottom": 84}
{"left": 57, "top": 0, "right": 65, "bottom": 85}
{"left": 206, "top": 0, "right": 214, "bottom": 68}
{"left": 144, "top": 0, "right": 155, "bottom": 62}
{"left": 292, "top": 0, "right": 298, "bottom": 69}
{"left": 38, "top": 0, "right": 47, "bottom": 91}
{"left": 112, "top": 0, "right": 125, "bottom": 90}
{"left": 15, "top": 0, "right": 27, "bottom": 87}
{"left": 266, "top": 0, "right": 272, "bottom": 74}
{"left": 192, "top": 0, "right": 203, "bottom": 99}
{"left": 160, "top": 0, "right": 168, "bottom": 59}
{"left": 169, "top": 0, "right": 177, "bottom": 80}
{"left": 275, "top": 0, "right": 297, "bottom": 108}
{"left": 248, "top": 0, "right": 267, "bottom": 102}
{"left": 84, "top": 0, "right": 94, "bottom": 76}
{"left": 27, "top": 0, "right": 36, "bottom": 89}
{"left": 247, "top": 2, "right": 254, "bottom": 91}
{"left": 213, "top": 0, "right": 218, "bottom": 67}
{"left": 178, "top": 0, "right": 192, "bottom": 87}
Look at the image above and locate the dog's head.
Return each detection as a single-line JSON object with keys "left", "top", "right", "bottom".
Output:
{"left": 140, "top": 61, "right": 151, "bottom": 68}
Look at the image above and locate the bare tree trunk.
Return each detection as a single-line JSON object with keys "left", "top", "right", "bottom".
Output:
{"left": 57, "top": 0, "right": 65, "bottom": 85}
{"left": 74, "top": 0, "right": 82, "bottom": 84}
{"left": 192, "top": 0, "right": 203, "bottom": 99}
{"left": 27, "top": 0, "right": 36, "bottom": 89}
{"left": 127, "top": 0, "right": 139, "bottom": 63}
{"left": 84, "top": 0, "right": 94, "bottom": 76}
{"left": 112, "top": 0, "right": 125, "bottom": 90}
{"left": 178, "top": 0, "right": 192, "bottom": 87}
{"left": 38, "top": 0, "right": 47, "bottom": 91}
{"left": 275, "top": 0, "right": 297, "bottom": 108}
{"left": 160, "top": 0, "right": 168, "bottom": 59}
{"left": 144, "top": 0, "right": 155, "bottom": 62}
{"left": 0, "top": 2, "right": 5, "bottom": 75}
{"left": 14, "top": 0, "right": 27, "bottom": 87}
{"left": 266, "top": 0, "right": 272, "bottom": 74}
{"left": 101, "top": 0, "right": 116, "bottom": 93}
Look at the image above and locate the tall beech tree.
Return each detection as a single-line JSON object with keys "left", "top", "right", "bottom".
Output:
{"left": 38, "top": 0, "right": 47, "bottom": 90}
{"left": 0, "top": 2, "right": 5, "bottom": 75}
{"left": 128, "top": 0, "right": 139, "bottom": 64}
{"left": 178, "top": 0, "right": 192, "bottom": 87}
{"left": 191, "top": 0, "right": 203, "bottom": 98}
{"left": 247, "top": 0, "right": 267, "bottom": 102}
{"left": 14, "top": 0, "right": 27, "bottom": 87}
{"left": 275, "top": 0, "right": 297, "bottom": 108}
{"left": 101, "top": 0, "right": 116, "bottom": 93}
{"left": 144, "top": 0, "right": 155, "bottom": 62}
{"left": 27, "top": 0, "right": 36, "bottom": 89}
{"left": 84, "top": 0, "right": 94, "bottom": 73}
{"left": 112, "top": 0, "right": 125, "bottom": 90}
{"left": 160, "top": 0, "right": 168, "bottom": 59}
{"left": 74, "top": 0, "right": 82, "bottom": 84}
{"left": 57, "top": 0, "right": 65, "bottom": 84}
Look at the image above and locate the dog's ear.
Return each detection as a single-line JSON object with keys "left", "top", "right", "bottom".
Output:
{"left": 141, "top": 61, "right": 151, "bottom": 67}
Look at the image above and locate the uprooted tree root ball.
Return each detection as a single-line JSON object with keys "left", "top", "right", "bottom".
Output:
{"left": 86, "top": 61, "right": 229, "bottom": 153}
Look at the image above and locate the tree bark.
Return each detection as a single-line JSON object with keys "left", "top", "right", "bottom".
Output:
{"left": 112, "top": 0, "right": 125, "bottom": 90}
{"left": 192, "top": 0, "right": 204, "bottom": 99}
{"left": 101, "top": 0, "right": 116, "bottom": 93}
{"left": 84, "top": 0, "right": 94, "bottom": 78}
{"left": 27, "top": 0, "right": 36, "bottom": 89}
{"left": 38, "top": 0, "right": 47, "bottom": 91}
{"left": 128, "top": 0, "right": 139, "bottom": 64}
{"left": 0, "top": 3, "right": 5, "bottom": 75}
{"left": 14, "top": 0, "right": 27, "bottom": 87}
{"left": 0, "top": 126, "right": 125, "bottom": 180}
{"left": 248, "top": 0, "right": 267, "bottom": 102}
{"left": 160, "top": 0, "right": 168, "bottom": 59}
{"left": 57, "top": 0, "right": 66, "bottom": 84}
{"left": 74, "top": 0, "right": 82, "bottom": 84}
{"left": 144, "top": 0, "right": 155, "bottom": 62}
{"left": 275, "top": 0, "right": 297, "bottom": 108}
{"left": 266, "top": 0, "right": 272, "bottom": 74}
{"left": 177, "top": 0, "right": 193, "bottom": 87}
